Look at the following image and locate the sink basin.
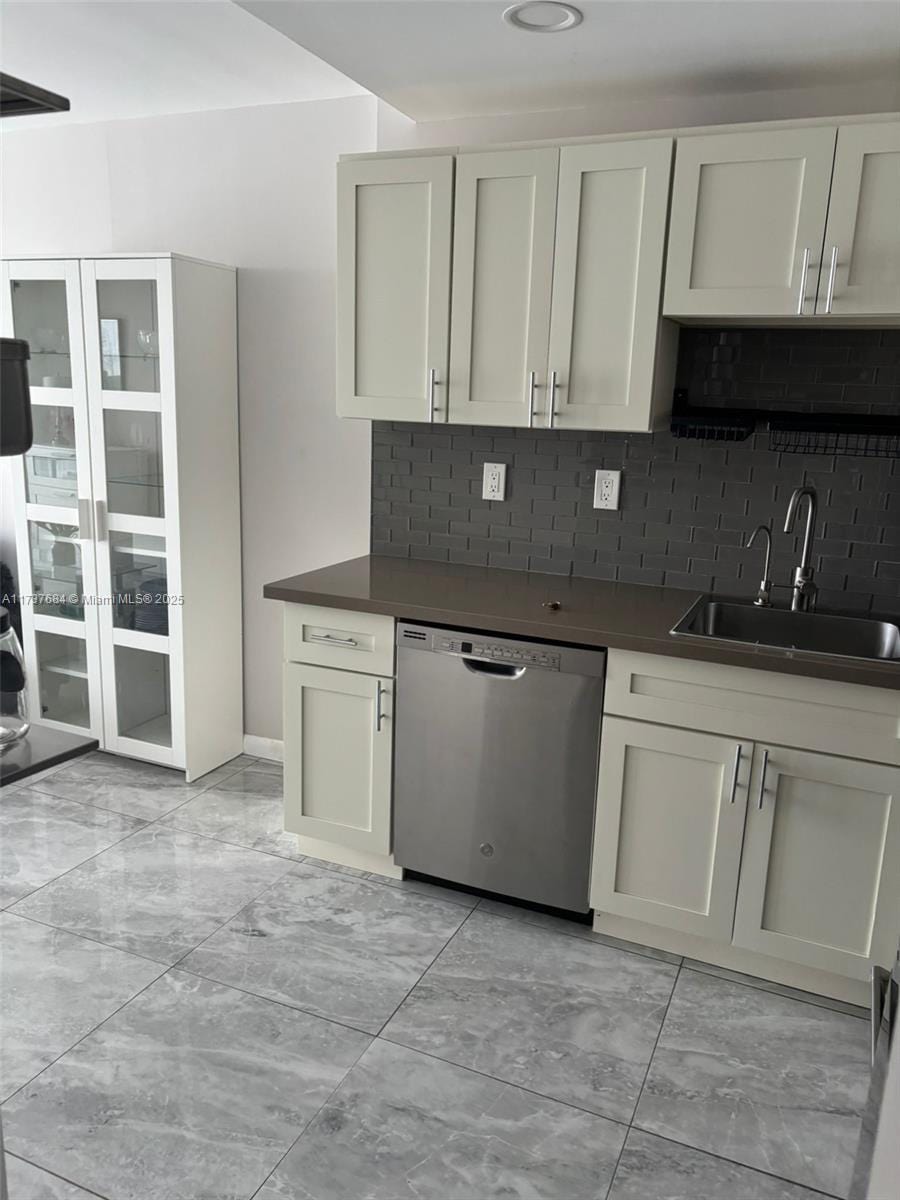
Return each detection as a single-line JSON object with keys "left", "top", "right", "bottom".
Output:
{"left": 671, "top": 597, "right": 900, "bottom": 663}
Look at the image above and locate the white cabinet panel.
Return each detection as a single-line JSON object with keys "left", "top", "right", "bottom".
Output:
{"left": 664, "top": 127, "right": 836, "bottom": 317}
{"left": 448, "top": 148, "right": 559, "bottom": 427}
{"left": 284, "top": 663, "right": 392, "bottom": 855}
{"left": 818, "top": 121, "right": 900, "bottom": 315}
{"left": 734, "top": 746, "right": 900, "bottom": 980}
{"left": 546, "top": 138, "right": 673, "bottom": 431}
{"left": 591, "top": 717, "right": 751, "bottom": 940}
{"left": 337, "top": 156, "right": 453, "bottom": 421}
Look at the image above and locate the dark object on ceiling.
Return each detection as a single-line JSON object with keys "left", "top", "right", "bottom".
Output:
{"left": 0, "top": 340, "right": 33, "bottom": 456}
{"left": 0, "top": 72, "right": 69, "bottom": 117}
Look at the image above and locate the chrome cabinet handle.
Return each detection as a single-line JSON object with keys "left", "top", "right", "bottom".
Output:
{"left": 308, "top": 633, "right": 358, "bottom": 647}
{"left": 77, "top": 498, "right": 93, "bottom": 541}
{"left": 756, "top": 748, "right": 770, "bottom": 810}
{"left": 548, "top": 370, "right": 558, "bottom": 428}
{"left": 428, "top": 367, "right": 438, "bottom": 421}
{"left": 374, "top": 680, "right": 386, "bottom": 732}
{"left": 824, "top": 245, "right": 839, "bottom": 314}
{"left": 527, "top": 370, "right": 537, "bottom": 428}
{"left": 796, "top": 247, "right": 811, "bottom": 315}
{"left": 729, "top": 744, "right": 742, "bottom": 804}
{"left": 94, "top": 498, "right": 107, "bottom": 541}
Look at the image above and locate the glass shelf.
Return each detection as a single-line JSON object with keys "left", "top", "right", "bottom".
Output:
{"left": 97, "top": 280, "right": 160, "bottom": 392}
{"left": 103, "top": 411, "right": 165, "bottom": 518}
{"left": 29, "top": 522, "right": 84, "bottom": 621}
{"left": 11, "top": 280, "right": 72, "bottom": 389}
{"left": 25, "top": 407, "right": 78, "bottom": 508}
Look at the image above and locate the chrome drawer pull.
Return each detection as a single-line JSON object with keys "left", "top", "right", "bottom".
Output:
{"left": 729, "top": 744, "right": 742, "bottom": 804}
{"left": 757, "top": 748, "right": 770, "bottom": 810}
{"left": 308, "top": 633, "right": 358, "bottom": 648}
{"left": 796, "top": 247, "right": 811, "bottom": 315}
{"left": 375, "top": 680, "right": 386, "bottom": 732}
{"left": 824, "top": 245, "right": 839, "bottom": 314}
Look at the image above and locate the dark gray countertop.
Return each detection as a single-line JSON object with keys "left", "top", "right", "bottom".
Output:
{"left": 264, "top": 555, "right": 900, "bottom": 692}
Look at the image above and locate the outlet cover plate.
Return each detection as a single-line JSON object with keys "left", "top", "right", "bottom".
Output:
{"left": 593, "top": 469, "right": 621, "bottom": 510}
{"left": 482, "top": 462, "right": 507, "bottom": 501}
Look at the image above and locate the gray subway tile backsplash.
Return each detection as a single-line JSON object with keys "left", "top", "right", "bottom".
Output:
{"left": 371, "top": 328, "right": 899, "bottom": 615}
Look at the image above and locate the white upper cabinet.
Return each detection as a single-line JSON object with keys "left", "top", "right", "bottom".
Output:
{"left": 447, "top": 148, "right": 559, "bottom": 427}
{"left": 337, "top": 156, "right": 453, "bottom": 422}
{"left": 546, "top": 138, "right": 673, "bottom": 431}
{"left": 663, "top": 126, "right": 837, "bottom": 317}
{"left": 733, "top": 746, "right": 900, "bottom": 981}
{"left": 818, "top": 121, "right": 900, "bottom": 316}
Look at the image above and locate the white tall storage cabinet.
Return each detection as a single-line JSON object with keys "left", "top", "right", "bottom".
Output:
{"left": 1, "top": 253, "right": 242, "bottom": 781}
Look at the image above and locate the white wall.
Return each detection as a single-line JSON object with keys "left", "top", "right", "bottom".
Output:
{"left": 376, "top": 78, "right": 900, "bottom": 150}
{"left": 0, "top": 95, "right": 377, "bottom": 741}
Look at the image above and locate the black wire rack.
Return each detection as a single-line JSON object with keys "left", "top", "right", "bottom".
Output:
{"left": 670, "top": 390, "right": 900, "bottom": 458}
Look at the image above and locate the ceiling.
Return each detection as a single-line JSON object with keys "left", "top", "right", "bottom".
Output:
{"left": 0, "top": 0, "right": 365, "bottom": 128}
{"left": 239, "top": 0, "right": 900, "bottom": 122}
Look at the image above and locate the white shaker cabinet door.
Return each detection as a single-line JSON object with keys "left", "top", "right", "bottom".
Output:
{"left": 546, "top": 138, "right": 673, "bottom": 431}
{"left": 733, "top": 745, "right": 900, "bottom": 980}
{"left": 590, "top": 717, "right": 752, "bottom": 941}
{"left": 663, "top": 126, "right": 836, "bottom": 317}
{"left": 817, "top": 121, "right": 900, "bottom": 316}
{"left": 283, "top": 663, "right": 392, "bottom": 856}
{"left": 337, "top": 155, "right": 453, "bottom": 422}
{"left": 447, "top": 147, "right": 559, "bottom": 427}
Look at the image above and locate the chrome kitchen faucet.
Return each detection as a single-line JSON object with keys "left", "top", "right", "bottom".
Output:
{"left": 783, "top": 485, "right": 819, "bottom": 612}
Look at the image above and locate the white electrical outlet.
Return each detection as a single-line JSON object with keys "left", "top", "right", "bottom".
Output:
{"left": 482, "top": 462, "right": 507, "bottom": 501}
{"left": 593, "top": 469, "right": 621, "bottom": 510}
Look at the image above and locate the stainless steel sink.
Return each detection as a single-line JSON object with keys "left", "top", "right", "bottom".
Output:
{"left": 671, "top": 597, "right": 900, "bottom": 663}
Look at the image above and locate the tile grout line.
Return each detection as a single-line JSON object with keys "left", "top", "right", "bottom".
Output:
{"left": 622, "top": 1126, "right": 848, "bottom": 1200}
{"left": 0, "top": 958, "right": 168, "bottom": 1111}
{"left": 680, "top": 963, "right": 869, "bottom": 1022}
{"left": 600, "top": 961, "right": 683, "bottom": 1200}
{"left": 0, "top": 909, "right": 172, "bottom": 970}
{"left": 246, "top": 1030, "right": 374, "bottom": 1200}
{"left": 374, "top": 903, "right": 481, "bottom": 1038}
{"left": 3, "top": 1151, "right": 113, "bottom": 1200}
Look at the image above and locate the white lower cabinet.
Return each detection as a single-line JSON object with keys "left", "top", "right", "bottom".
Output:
{"left": 594, "top": 719, "right": 900, "bottom": 983}
{"left": 733, "top": 745, "right": 900, "bottom": 980}
{"left": 283, "top": 662, "right": 392, "bottom": 856}
{"left": 591, "top": 718, "right": 751, "bottom": 940}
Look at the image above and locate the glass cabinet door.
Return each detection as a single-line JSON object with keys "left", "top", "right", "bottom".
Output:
{"left": 81, "top": 258, "right": 180, "bottom": 765}
{"left": 1, "top": 260, "right": 105, "bottom": 739}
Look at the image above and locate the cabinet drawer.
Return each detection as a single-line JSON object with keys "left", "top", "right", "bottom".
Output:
{"left": 284, "top": 605, "right": 395, "bottom": 676}
{"left": 605, "top": 650, "right": 900, "bottom": 766}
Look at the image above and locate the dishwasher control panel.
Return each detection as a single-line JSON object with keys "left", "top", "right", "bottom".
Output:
{"left": 435, "top": 635, "right": 560, "bottom": 671}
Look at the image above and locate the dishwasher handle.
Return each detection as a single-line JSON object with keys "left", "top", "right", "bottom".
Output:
{"left": 462, "top": 657, "right": 527, "bottom": 680}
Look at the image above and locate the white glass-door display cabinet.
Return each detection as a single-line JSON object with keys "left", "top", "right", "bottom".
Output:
{"left": 2, "top": 253, "right": 242, "bottom": 781}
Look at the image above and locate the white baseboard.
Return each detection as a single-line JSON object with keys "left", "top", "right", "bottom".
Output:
{"left": 243, "top": 735, "right": 284, "bottom": 763}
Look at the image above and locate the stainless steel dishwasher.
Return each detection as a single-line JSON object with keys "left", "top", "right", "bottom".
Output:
{"left": 393, "top": 623, "right": 605, "bottom": 912}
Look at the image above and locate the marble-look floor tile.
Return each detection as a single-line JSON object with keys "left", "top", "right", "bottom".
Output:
{"left": 682, "top": 960, "right": 868, "bottom": 1019}
{"left": 2, "top": 972, "right": 370, "bottom": 1200}
{"left": 634, "top": 969, "right": 870, "bottom": 1197}
{"left": 29, "top": 752, "right": 203, "bottom": 821}
{"left": 371, "top": 873, "right": 480, "bottom": 909}
{"left": 180, "top": 864, "right": 469, "bottom": 1033}
{"left": 0, "top": 788, "right": 144, "bottom": 908}
{"left": 10, "top": 825, "right": 292, "bottom": 964}
{"left": 0, "top": 912, "right": 164, "bottom": 1101}
{"left": 245, "top": 757, "right": 282, "bottom": 777}
{"left": 608, "top": 1130, "right": 831, "bottom": 1200}
{"left": 477, "top": 897, "right": 682, "bottom": 964}
{"left": 257, "top": 1038, "right": 626, "bottom": 1200}
{"left": 383, "top": 910, "right": 677, "bottom": 1122}
{"left": 4, "top": 1154, "right": 102, "bottom": 1199}
{"left": 161, "top": 768, "right": 302, "bottom": 860}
